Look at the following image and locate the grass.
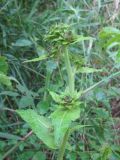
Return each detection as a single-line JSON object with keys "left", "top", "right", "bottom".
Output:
{"left": 0, "top": 0, "right": 120, "bottom": 160}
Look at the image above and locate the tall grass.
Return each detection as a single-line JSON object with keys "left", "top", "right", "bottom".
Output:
{"left": 0, "top": 0, "right": 120, "bottom": 159}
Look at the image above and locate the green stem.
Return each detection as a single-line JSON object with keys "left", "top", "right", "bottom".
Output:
{"left": 43, "top": 70, "right": 51, "bottom": 101}
{"left": 57, "top": 129, "right": 70, "bottom": 160}
{"left": 64, "top": 47, "right": 75, "bottom": 94}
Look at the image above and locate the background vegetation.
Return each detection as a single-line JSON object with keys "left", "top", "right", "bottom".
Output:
{"left": 0, "top": 0, "right": 120, "bottom": 160}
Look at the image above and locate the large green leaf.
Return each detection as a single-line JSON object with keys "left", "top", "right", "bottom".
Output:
{"left": 17, "top": 109, "right": 56, "bottom": 149}
{"left": 50, "top": 107, "right": 80, "bottom": 145}
{"left": 0, "top": 72, "right": 12, "bottom": 87}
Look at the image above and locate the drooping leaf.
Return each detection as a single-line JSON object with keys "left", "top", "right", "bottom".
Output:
{"left": 0, "top": 56, "right": 8, "bottom": 74}
{"left": 12, "top": 39, "right": 33, "bottom": 47}
{"left": 50, "top": 106, "right": 80, "bottom": 145}
{"left": 17, "top": 109, "right": 56, "bottom": 149}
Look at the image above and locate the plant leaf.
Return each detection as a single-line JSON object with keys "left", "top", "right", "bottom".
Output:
{"left": 32, "top": 151, "right": 46, "bottom": 160}
{"left": 0, "top": 56, "right": 8, "bottom": 74}
{"left": 17, "top": 109, "right": 56, "bottom": 149}
{"left": 99, "top": 27, "right": 120, "bottom": 35}
{"left": 50, "top": 107, "right": 80, "bottom": 145}
{"left": 0, "top": 132, "right": 21, "bottom": 140}
{"left": 100, "top": 144, "right": 112, "bottom": 160}
{"left": 78, "top": 67, "right": 102, "bottom": 73}
{"left": 0, "top": 72, "right": 12, "bottom": 87}
{"left": 0, "top": 91, "right": 19, "bottom": 97}
{"left": 17, "top": 151, "right": 34, "bottom": 160}
{"left": 99, "top": 27, "right": 120, "bottom": 49}
{"left": 18, "top": 95, "right": 34, "bottom": 108}
{"left": 71, "top": 36, "right": 93, "bottom": 44}
{"left": 23, "top": 54, "right": 49, "bottom": 63}
{"left": 116, "top": 51, "right": 120, "bottom": 62}
{"left": 12, "top": 39, "right": 33, "bottom": 47}
{"left": 49, "top": 91, "right": 62, "bottom": 103}
{"left": 69, "top": 124, "right": 91, "bottom": 134}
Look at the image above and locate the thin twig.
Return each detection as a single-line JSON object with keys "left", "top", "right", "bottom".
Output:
{"left": 81, "top": 71, "right": 120, "bottom": 97}
{"left": 21, "top": 130, "right": 33, "bottom": 141}
{"left": 2, "top": 108, "right": 16, "bottom": 112}
{"left": 1, "top": 131, "right": 33, "bottom": 160}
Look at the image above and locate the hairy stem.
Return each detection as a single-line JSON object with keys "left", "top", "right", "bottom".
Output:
{"left": 57, "top": 129, "right": 70, "bottom": 160}
{"left": 64, "top": 47, "right": 75, "bottom": 94}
